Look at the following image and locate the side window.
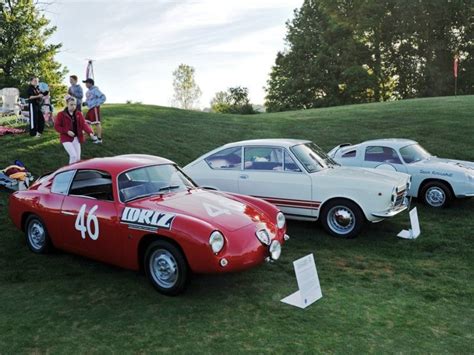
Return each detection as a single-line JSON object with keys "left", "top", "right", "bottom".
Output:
{"left": 205, "top": 147, "right": 241, "bottom": 170}
{"left": 69, "top": 170, "right": 114, "bottom": 201}
{"left": 365, "top": 146, "right": 401, "bottom": 164}
{"left": 284, "top": 151, "right": 301, "bottom": 172}
{"left": 244, "top": 147, "right": 283, "bottom": 171}
{"left": 51, "top": 170, "right": 75, "bottom": 195}
{"left": 341, "top": 150, "right": 357, "bottom": 158}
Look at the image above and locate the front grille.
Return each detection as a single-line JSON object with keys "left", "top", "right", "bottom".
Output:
{"left": 395, "top": 189, "right": 406, "bottom": 207}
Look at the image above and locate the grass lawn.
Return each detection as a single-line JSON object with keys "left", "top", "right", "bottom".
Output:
{"left": 0, "top": 96, "right": 473, "bottom": 353}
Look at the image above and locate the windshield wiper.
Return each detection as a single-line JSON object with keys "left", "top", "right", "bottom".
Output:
{"left": 158, "top": 185, "right": 180, "bottom": 192}
{"left": 125, "top": 193, "right": 154, "bottom": 202}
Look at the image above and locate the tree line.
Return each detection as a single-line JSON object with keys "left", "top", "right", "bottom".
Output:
{"left": 265, "top": 0, "right": 473, "bottom": 112}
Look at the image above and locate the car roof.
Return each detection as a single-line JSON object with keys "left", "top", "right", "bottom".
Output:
{"left": 221, "top": 138, "right": 311, "bottom": 149}
{"left": 353, "top": 138, "right": 418, "bottom": 150}
{"left": 56, "top": 154, "right": 175, "bottom": 175}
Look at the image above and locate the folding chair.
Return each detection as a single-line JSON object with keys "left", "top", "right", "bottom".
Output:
{"left": 0, "top": 88, "right": 24, "bottom": 125}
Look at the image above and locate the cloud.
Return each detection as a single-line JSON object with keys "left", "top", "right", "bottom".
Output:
{"left": 45, "top": 0, "right": 303, "bottom": 106}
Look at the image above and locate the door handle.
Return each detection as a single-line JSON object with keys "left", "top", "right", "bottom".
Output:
{"left": 61, "top": 211, "right": 75, "bottom": 216}
{"left": 239, "top": 174, "right": 249, "bottom": 179}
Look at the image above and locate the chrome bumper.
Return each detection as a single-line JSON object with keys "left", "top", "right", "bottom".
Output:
{"left": 457, "top": 193, "right": 474, "bottom": 198}
{"left": 372, "top": 197, "right": 410, "bottom": 218}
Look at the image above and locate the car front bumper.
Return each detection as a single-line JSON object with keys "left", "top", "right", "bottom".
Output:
{"left": 371, "top": 197, "right": 410, "bottom": 218}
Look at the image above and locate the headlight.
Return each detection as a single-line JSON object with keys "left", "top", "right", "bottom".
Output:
{"left": 256, "top": 229, "right": 271, "bottom": 245}
{"left": 276, "top": 212, "right": 285, "bottom": 229}
{"left": 269, "top": 240, "right": 281, "bottom": 260}
{"left": 209, "top": 231, "right": 225, "bottom": 254}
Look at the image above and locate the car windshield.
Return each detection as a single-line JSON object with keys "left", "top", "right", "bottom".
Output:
{"left": 118, "top": 164, "right": 196, "bottom": 202}
{"left": 399, "top": 144, "right": 431, "bottom": 164}
{"left": 290, "top": 142, "right": 339, "bottom": 173}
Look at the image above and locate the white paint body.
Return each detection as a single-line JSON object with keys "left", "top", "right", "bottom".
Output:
{"left": 184, "top": 139, "right": 411, "bottom": 223}
{"left": 328, "top": 139, "right": 474, "bottom": 199}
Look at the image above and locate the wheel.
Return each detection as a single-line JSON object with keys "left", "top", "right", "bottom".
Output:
{"left": 25, "top": 215, "right": 52, "bottom": 253}
{"left": 421, "top": 181, "right": 452, "bottom": 208}
{"left": 320, "top": 199, "right": 365, "bottom": 238}
{"left": 144, "top": 240, "right": 189, "bottom": 296}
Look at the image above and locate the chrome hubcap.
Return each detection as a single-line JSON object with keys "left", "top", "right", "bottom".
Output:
{"left": 28, "top": 221, "right": 45, "bottom": 250}
{"left": 426, "top": 187, "right": 445, "bottom": 207}
{"left": 149, "top": 249, "right": 178, "bottom": 289}
{"left": 327, "top": 206, "right": 355, "bottom": 235}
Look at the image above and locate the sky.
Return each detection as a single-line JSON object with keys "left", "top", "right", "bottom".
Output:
{"left": 44, "top": 0, "right": 303, "bottom": 108}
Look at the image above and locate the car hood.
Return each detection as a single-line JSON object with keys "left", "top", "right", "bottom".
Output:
{"left": 125, "top": 189, "right": 271, "bottom": 232}
{"left": 411, "top": 157, "right": 474, "bottom": 172}
{"left": 318, "top": 166, "right": 409, "bottom": 187}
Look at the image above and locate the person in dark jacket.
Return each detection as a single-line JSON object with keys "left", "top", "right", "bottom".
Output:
{"left": 27, "top": 77, "right": 45, "bottom": 137}
{"left": 55, "top": 97, "right": 97, "bottom": 164}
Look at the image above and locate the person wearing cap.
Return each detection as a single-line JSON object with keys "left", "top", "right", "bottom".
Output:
{"left": 55, "top": 97, "right": 97, "bottom": 164}
{"left": 68, "top": 75, "right": 83, "bottom": 112}
{"left": 27, "top": 77, "right": 45, "bottom": 137}
{"left": 82, "top": 78, "right": 106, "bottom": 144}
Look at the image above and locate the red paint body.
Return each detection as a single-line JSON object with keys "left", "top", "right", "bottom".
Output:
{"left": 9, "top": 155, "right": 286, "bottom": 274}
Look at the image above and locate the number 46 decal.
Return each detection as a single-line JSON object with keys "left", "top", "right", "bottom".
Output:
{"left": 75, "top": 204, "right": 100, "bottom": 240}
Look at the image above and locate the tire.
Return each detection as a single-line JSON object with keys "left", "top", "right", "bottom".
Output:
{"left": 320, "top": 199, "right": 365, "bottom": 238}
{"left": 144, "top": 240, "right": 189, "bottom": 296}
{"left": 421, "top": 181, "right": 452, "bottom": 208}
{"left": 25, "top": 215, "right": 52, "bottom": 254}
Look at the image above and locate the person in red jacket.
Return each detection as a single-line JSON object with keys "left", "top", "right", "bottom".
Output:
{"left": 55, "top": 97, "right": 97, "bottom": 164}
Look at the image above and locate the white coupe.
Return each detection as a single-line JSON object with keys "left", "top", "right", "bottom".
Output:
{"left": 183, "top": 139, "right": 411, "bottom": 238}
{"left": 328, "top": 138, "right": 474, "bottom": 208}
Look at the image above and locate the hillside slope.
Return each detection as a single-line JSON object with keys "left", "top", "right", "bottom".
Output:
{"left": 0, "top": 96, "right": 473, "bottom": 353}
{"left": 1, "top": 95, "right": 473, "bottom": 175}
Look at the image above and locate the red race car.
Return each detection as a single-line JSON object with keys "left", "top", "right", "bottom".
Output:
{"left": 9, "top": 155, "right": 288, "bottom": 295}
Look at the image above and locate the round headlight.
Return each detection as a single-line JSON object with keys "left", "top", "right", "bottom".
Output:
{"left": 276, "top": 212, "right": 286, "bottom": 229}
{"left": 209, "top": 231, "right": 225, "bottom": 254}
{"left": 269, "top": 240, "right": 281, "bottom": 260}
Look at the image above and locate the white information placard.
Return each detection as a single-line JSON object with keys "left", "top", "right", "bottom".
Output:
{"left": 281, "top": 254, "right": 322, "bottom": 309}
{"left": 397, "top": 207, "right": 421, "bottom": 239}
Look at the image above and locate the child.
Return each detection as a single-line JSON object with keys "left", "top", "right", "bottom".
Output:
{"left": 83, "top": 78, "right": 106, "bottom": 144}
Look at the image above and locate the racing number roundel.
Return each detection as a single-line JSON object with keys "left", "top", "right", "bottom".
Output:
{"left": 75, "top": 204, "right": 100, "bottom": 240}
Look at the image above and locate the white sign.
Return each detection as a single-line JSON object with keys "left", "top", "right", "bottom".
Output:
{"left": 281, "top": 254, "right": 322, "bottom": 309}
{"left": 397, "top": 207, "right": 421, "bottom": 240}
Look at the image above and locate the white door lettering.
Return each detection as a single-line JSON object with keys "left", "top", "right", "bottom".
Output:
{"left": 121, "top": 207, "right": 175, "bottom": 229}
{"left": 74, "top": 204, "right": 100, "bottom": 240}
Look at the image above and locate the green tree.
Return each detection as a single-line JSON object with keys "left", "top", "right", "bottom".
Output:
{"left": 0, "top": 0, "right": 66, "bottom": 104}
{"left": 210, "top": 86, "right": 256, "bottom": 114}
{"left": 172, "top": 64, "right": 201, "bottom": 110}
{"left": 210, "top": 90, "right": 231, "bottom": 113}
{"left": 265, "top": 0, "right": 376, "bottom": 112}
{"left": 268, "top": 0, "right": 474, "bottom": 112}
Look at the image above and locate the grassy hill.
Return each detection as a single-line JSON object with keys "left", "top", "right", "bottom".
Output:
{"left": 0, "top": 96, "right": 473, "bottom": 353}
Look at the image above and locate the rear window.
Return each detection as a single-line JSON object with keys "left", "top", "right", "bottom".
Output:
{"left": 341, "top": 150, "right": 356, "bottom": 158}
{"left": 205, "top": 147, "right": 242, "bottom": 170}
{"left": 51, "top": 170, "right": 75, "bottom": 195}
